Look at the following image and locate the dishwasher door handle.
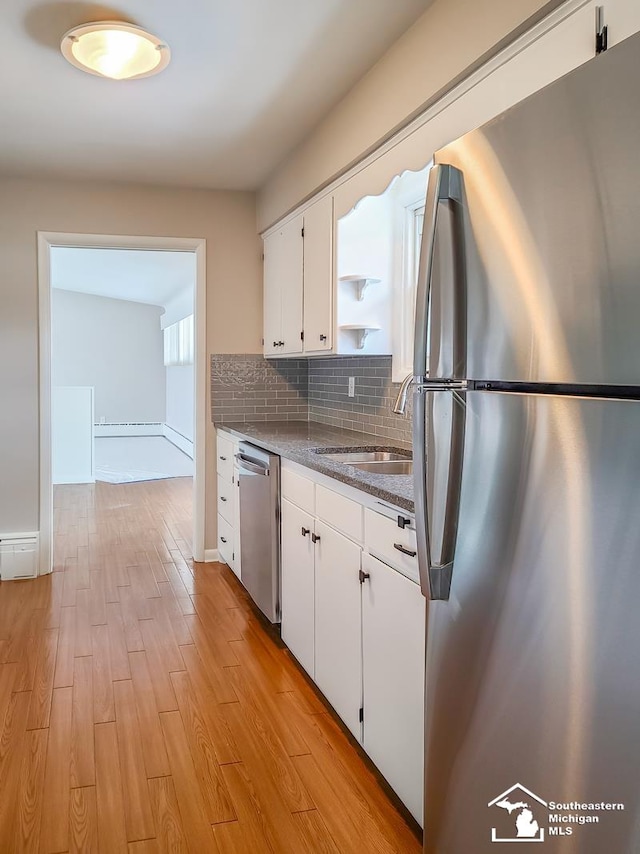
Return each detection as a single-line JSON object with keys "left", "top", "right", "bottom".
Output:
{"left": 235, "top": 453, "right": 269, "bottom": 476}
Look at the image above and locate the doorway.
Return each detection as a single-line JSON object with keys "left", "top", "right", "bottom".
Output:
{"left": 38, "top": 233, "right": 207, "bottom": 573}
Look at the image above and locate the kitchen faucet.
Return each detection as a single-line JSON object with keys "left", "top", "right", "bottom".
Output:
{"left": 393, "top": 373, "right": 414, "bottom": 415}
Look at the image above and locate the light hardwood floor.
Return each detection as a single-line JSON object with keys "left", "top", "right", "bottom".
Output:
{"left": 0, "top": 477, "right": 421, "bottom": 853}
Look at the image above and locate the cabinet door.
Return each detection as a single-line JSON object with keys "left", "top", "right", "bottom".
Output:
{"left": 263, "top": 229, "right": 283, "bottom": 357}
{"left": 314, "top": 520, "right": 362, "bottom": 739}
{"left": 362, "top": 553, "right": 425, "bottom": 825}
{"left": 231, "top": 468, "right": 241, "bottom": 579}
{"left": 278, "top": 216, "right": 304, "bottom": 355}
{"left": 281, "top": 499, "right": 315, "bottom": 677}
{"left": 303, "top": 195, "right": 333, "bottom": 353}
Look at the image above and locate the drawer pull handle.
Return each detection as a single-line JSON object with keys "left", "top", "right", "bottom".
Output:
{"left": 301, "top": 527, "right": 310, "bottom": 537}
{"left": 393, "top": 543, "right": 416, "bottom": 557}
{"left": 219, "top": 455, "right": 227, "bottom": 461}
{"left": 220, "top": 496, "right": 227, "bottom": 502}
{"left": 220, "top": 536, "right": 227, "bottom": 544}
{"left": 311, "top": 533, "right": 321, "bottom": 544}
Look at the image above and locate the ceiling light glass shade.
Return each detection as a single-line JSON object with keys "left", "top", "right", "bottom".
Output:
{"left": 61, "top": 22, "right": 170, "bottom": 80}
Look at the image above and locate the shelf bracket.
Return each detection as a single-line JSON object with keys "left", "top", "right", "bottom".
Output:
{"left": 356, "top": 329, "right": 370, "bottom": 349}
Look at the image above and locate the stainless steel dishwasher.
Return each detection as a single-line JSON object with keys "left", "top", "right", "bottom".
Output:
{"left": 235, "top": 442, "right": 281, "bottom": 623}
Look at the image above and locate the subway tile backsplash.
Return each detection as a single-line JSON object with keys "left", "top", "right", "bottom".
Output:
{"left": 211, "top": 354, "right": 412, "bottom": 442}
{"left": 211, "top": 355, "right": 308, "bottom": 423}
{"left": 308, "top": 356, "right": 412, "bottom": 443}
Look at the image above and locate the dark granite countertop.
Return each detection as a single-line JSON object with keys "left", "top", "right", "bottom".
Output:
{"left": 216, "top": 421, "right": 415, "bottom": 513}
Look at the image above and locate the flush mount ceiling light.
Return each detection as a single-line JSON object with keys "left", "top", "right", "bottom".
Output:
{"left": 60, "top": 22, "right": 170, "bottom": 80}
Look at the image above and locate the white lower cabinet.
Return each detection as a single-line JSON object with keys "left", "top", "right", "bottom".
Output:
{"left": 314, "top": 520, "right": 363, "bottom": 740}
{"left": 231, "top": 462, "right": 241, "bottom": 579}
{"left": 362, "top": 552, "right": 425, "bottom": 824}
{"left": 281, "top": 499, "right": 315, "bottom": 678}
{"left": 216, "top": 430, "right": 240, "bottom": 577}
{"left": 279, "top": 462, "right": 425, "bottom": 823}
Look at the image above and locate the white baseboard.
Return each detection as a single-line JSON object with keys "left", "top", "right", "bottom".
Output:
{"left": 95, "top": 422, "right": 164, "bottom": 437}
{"left": 203, "top": 549, "right": 220, "bottom": 563}
{"left": 163, "top": 424, "right": 194, "bottom": 459}
{"left": 93, "top": 423, "right": 194, "bottom": 461}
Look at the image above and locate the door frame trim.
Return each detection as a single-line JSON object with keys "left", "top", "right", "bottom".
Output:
{"left": 37, "top": 231, "right": 207, "bottom": 574}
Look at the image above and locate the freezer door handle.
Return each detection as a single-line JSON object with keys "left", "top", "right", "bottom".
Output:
{"left": 413, "top": 163, "right": 465, "bottom": 379}
{"left": 414, "top": 386, "right": 466, "bottom": 600}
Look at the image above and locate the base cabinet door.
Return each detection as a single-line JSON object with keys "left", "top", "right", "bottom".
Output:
{"left": 314, "top": 520, "right": 362, "bottom": 739}
{"left": 231, "top": 467, "right": 241, "bottom": 579}
{"left": 281, "top": 499, "right": 315, "bottom": 677}
{"left": 362, "top": 553, "right": 426, "bottom": 825}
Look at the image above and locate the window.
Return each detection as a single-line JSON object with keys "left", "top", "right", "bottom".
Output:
{"left": 389, "top": 164, "right": 431, "bottom": 382}
{"left": 163, "top": 314, "right": 194, "bottom": 366}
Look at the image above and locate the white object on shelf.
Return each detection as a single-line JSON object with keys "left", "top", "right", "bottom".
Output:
{"left": 339, "top": 275, "right": 381, "bottom": 301}
{"left": 0, "top": 533, "right": 39, "bottom": 580}
{"left": 339, "top": 324, "right": 381, "bottom": 350}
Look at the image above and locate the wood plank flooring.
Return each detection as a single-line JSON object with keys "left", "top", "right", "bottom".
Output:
{"left": 0, "top": 477, "right": 421, "bottom": 853}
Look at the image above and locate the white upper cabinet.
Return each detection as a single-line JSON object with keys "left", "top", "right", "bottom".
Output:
{"left": 263, "top": 214, "right": 303, "bottom": 357}
{"left": 263, "top": 199, "right": 332, "bottom": 359}
{"left": 303, "top": 195, "right": 333, "bottom": 354}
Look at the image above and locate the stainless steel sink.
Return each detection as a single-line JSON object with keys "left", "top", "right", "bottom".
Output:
{"left": 350, "top": 460, "right": 413, "bottom": 475}
{"left": 316, "top": 447, "right": 412, "bottom": 475}
{"left": 320, "top": 450, "right": 409, "bottom": 463}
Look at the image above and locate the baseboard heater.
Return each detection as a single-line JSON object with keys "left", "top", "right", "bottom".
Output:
{"left": 94, "top": 422, "right": 194, "bottom": 459}
{"left": 94, "top": 422, "right": 164, "bottom": 437}
{"left": 0, "top": 533, "right": 39, "bottom": 580}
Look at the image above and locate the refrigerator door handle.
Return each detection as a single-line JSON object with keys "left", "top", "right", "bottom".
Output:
{"left": 414, "top": 386, "right": 466, "bottom": 601}
{"left": 413, "top": 163, "right": 464, "bottom": 379}
{"left": 413, "top": 387, "right": 431, "bottom": 597}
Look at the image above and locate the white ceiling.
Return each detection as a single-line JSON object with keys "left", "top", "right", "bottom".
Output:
{"left": 0, "top": 0, "right": 432, "bottom": 190}
{"left": 51, "top": 247, "right": 195, "bottom": 307}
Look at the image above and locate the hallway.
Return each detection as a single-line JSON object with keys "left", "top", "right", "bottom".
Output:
{"left": 0, "top": 478, "right": 420, "bottom": 852}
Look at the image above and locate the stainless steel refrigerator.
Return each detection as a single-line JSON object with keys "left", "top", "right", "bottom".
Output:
{"left": 413, "top": 30, "right": 640, "bottom": 854}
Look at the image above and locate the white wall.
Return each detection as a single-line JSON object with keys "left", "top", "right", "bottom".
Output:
{"left": 162, "top": 286, "right": 195, "bottom": 441}
{"left": 162, "top": 287, "right": 195, "bottom": 330}
{"left": 0, "top": 176, "right": 261, "bottom": 544}
{"left": 257, "top": 0, "right": 563, "bottom": 228}
{"left": 166, "top": 365, "right": 194, "bottom": 441}
{"left": 52, "top": 289, "right": 166, "bottom": 424}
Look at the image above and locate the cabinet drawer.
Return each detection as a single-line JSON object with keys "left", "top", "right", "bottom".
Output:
{"left": 281, "top": 466, "right": 315, "bottom": 515}
{"left": 217, "top": 475, "right": 235, "bottom": 525}
{"left": 364, "top": 508, "right": 418, "bottom": 583}
{"left": 217, "top": 514, "right": 233, "bottom": 566}
{"left": 216, "top": 435, "right": 234, "bottom": 481}
{"left": 316, "top": 485, "right": 363, "bottom": 543}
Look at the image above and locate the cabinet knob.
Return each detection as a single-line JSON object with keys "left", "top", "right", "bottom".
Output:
{"left": 301, "top": 527, "right": 310, "bottom": 537}
{"left": 220, "top": 536, "right": 227, "bottom": 544}
{"left": 359, "top": 569, "right": 371, "bottom": 584}
{"left": 219, "top": 455, "right": 227, "bottom": 461}
{"left": 279, "top": 340, "right": 285, "bottom": 347}
{"left": 311, "top": 533, "right": 321, "bottom": 544}
{"left": 397, "top": 515, "right": 411, "bottom": 529}
{"left": 319, "top": 334, "right": 327, "bottom": 342}
{"left": 220, "top": 496, "right": 227, "bottom": 502}
{"left": 272, "top": 341, "right": 278, "bottom": 347}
